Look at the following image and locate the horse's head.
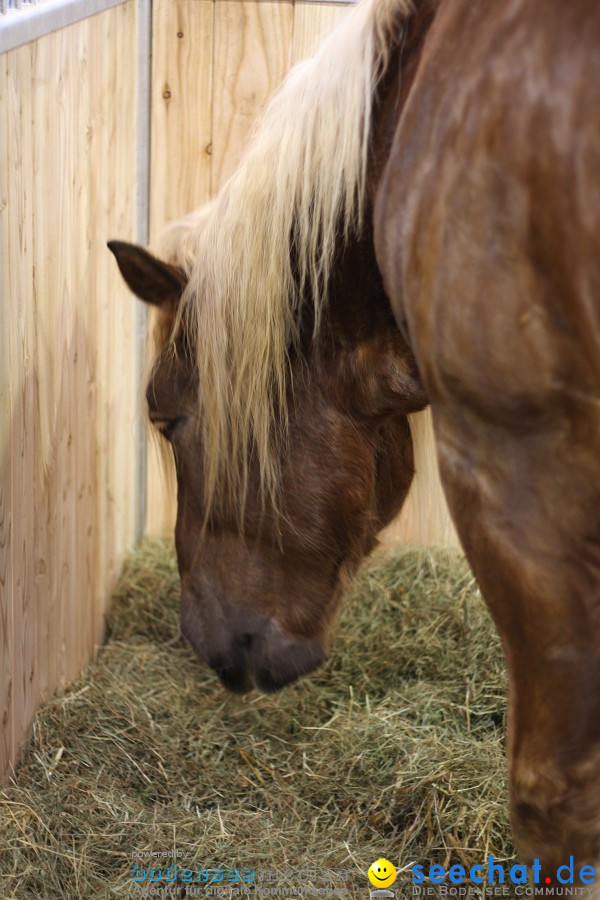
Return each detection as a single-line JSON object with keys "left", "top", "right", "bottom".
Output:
{"left": 108, "top": 235, "right": 426, "bottom": 694}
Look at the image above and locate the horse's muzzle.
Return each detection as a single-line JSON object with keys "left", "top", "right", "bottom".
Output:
{"left": 181, "top": 602, "right": 326, "bottom": 694}
{"left": 244, "top": 619, "right": 326, "bottom": 693}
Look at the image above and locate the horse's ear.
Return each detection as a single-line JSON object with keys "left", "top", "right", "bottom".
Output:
{"left": 107, "top": 240, "right": 186, "bottom": 308}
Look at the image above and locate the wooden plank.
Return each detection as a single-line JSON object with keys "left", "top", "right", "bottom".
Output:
{"left": 92, "top": 4, "right": 113, "bottom": 652}
{"left": 147, "top": 0, "right": 215, "bottom": 537}
{"left": 104, "top": 4, "right": 120, "bottom": 606}
{"left": 73, "top": 15, "right": 94, "bottom": 674}
{"left": 109, "top": 0, "right": 138, "bottom": 611}
{"left": 30, "top": 29, "right": 55, "bottom": 706}
{"left": 82, "top": 11, "right": 102, "bottom": 664}
{"left": 71, "top": 14, "right": 94, "bottom": 679}
{"left": 0, "top": 48, "right": 13, "bottom": 782}
{"left": 53, "top": 26, "right": 73, "bottom": 693}
{"left": 5, "top": 39, "right": 36, "bottom": 770}
{"left": 381, "top": 409, "right": 460, "bottom": 549}
{"left": 17, "top": 39, "right": 37, "bottom": 755}
{"left": 0, "top": 1, "right": 139, "bottom": 782}
{"left": 65, "top": 23, "right": 80, "bottom": 688}
{"left": 211, "top": 0, "right": 294, "bottom": 191}
{"left": 145, "top": 439, "right": 177, "bottom": 538}
{"left": 292, "top": 1, "right": 351, "bottom": 63}
{"left": 91, "top": 0, "right": 138, "bottom": 647}
{"left": 150, "top": 0, "right": 213, "bottom": 234}
{"left": 36, "top": 26, "right": 66, "bottom": 699}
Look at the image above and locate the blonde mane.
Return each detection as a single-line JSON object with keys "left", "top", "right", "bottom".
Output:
{"left": 158, "top": 0, "right": 412, "bottom": 520}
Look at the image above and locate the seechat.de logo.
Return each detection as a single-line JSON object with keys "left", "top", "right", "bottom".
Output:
{"left": 412, "top": 855, "right": 597, "bottom": 887}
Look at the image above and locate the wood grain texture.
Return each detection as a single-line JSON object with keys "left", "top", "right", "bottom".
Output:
{"left": 211, "top": 0, "right": 294, "bottom": 191}
{"left": 0, "top": 2, "right": 139, "bottom": 783}
{"left": 0, "top": 46, "right": 14, "bottom": 774}
{"left": 147, "top": 0, "right": 215, "bottom": 538}
{"left": 292, "top": 1, "right": 350, "bottom": 62}
{"left": 150, "top": 0, "right": 214, "bottom": 233}
{"left": 381, "top": 410, "right": 460, "bottom": 549}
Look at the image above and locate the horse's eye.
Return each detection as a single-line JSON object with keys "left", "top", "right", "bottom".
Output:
{"left": 150, "top": 417, "right": 184, "bottom": 441}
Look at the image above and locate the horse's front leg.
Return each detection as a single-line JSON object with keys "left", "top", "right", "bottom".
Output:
{"left": 433, "top": 401, "right": 600, "bottom": 887}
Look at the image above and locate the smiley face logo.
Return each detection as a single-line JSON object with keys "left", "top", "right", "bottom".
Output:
{"left": 367, "top": 858, "right": 397, "bottom": 889}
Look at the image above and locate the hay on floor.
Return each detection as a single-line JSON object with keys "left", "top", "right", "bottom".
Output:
{"left": 0, "top": 541, "right": 512, "bottom": 898}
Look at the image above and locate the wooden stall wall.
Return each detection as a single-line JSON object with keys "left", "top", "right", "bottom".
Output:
{"left": 0, "top": 1, "right": 140, "bottom": 782}
{"left": 148, "top": 0, "right": 458, "bottom": 549}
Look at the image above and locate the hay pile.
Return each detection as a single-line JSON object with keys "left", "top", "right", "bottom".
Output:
{"left": 0, "top": 542, "right": 513, "bottom": 898}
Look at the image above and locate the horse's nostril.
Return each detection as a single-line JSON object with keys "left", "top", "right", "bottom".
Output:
{"left": 249, "top": 622, "right": 326, "bottom": 693}
{"left": 216, "top": 664, "right": 252, "bottom": 694}
{"left": 254, "top": 667, "right": 281, "bottom": 693}
{"left": 240, "top": 633, "right": 253, "bottom": 649}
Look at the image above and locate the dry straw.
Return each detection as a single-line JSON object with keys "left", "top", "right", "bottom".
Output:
{"left": 0, "top": 543, "right": 513, "bottom": 898}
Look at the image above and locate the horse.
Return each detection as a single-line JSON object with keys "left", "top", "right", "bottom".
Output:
{"left": 109, "top": 0, "right": 600, "bottom": 887}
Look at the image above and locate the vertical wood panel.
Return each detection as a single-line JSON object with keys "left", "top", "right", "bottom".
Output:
{"left": 147, "top": 0, "right": 214, "bottom": 537}
{"left": 150, "top": 0, "right": 214, "bottom": 234}
{"left": 5, "top": 39, "right": 36, "bottom": 766}
{"left": 211, "top": 0, "right": 294, "bottom": 192}
{"left": 92, "top": 7, "right": 113, "bottom": 656}
{"left": 17, "top": 41, "right": 36, "bottom": 748}
{"left": 75, "top": 16, "right": 95, "bottom": 675}
{"left": 0, "top": 1, "right": 139, "bottom": 783}
{"left": 93, "top": 1, "right": 139, "bottom": 661}
{"left": 381, "top": 410, "right": 460, "bottom": 549}
{"left": 31, "top": 30, "right": 55, "bottom": 704}
{"left": 108, "top": 4, "right": 137, "bottom": 601}
{"left": 292, "top": 1, "right": 350, "bottom": 62}
{"left": 0, "top": 48, "right": 11, "bottom": 773}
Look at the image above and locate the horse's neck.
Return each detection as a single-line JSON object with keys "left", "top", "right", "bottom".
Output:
{"left": 297, "top": 0, "right": 441, "bottom": 354}
{"left": 368, "top": 0, "right": 439, "bottom": 203}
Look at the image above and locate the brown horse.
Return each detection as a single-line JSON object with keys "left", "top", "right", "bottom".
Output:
{"left": 109, "top": 0, "right": 600, "bottom": 887}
